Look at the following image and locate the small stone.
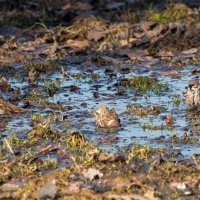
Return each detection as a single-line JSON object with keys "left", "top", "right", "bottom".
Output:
{"left": 83, "top": 168, "right": 103, "bottom": 181}
{"left": 37, "top": 179, "right": 57, "bottom": 199}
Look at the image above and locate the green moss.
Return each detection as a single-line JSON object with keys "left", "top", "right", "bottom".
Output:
{"left": 71, "top": 72, "right": 101, "bottom": 80}
{"left": 128, "top": 144, "right": 164, "bottom": 160}
{"left": 141, "top": 122, "right": 173, "bottom": 131}
{"left": 23, "top": 60, "right": 57, "bottom": 73}
{"left": 23, "top": 89, "right": 42, "bottom": 101}
{"left": 43, "top": 79, "right": 61, "bottom": 97}
{"left": 170, "top": 94, "right": 181, "bottom": 105}
{"left": 118, "top": 76, "right": 168, "bottom": 93}
{"left": 128, "top": 144, "right": 150, "bottom": 160}
{"left": 148, "top": 3, "right": 199, "bottom": 23}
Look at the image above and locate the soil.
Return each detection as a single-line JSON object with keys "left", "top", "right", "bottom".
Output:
{"left": 1, "top": 0, "right": 200, "bottom": 199}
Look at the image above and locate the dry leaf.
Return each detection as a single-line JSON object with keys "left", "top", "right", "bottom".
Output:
{"left": 87, "top": 29, "right": 106, "bottom": 41}
{"left": 159, "top": 71, "right": 182, "bottom": 77}
{"left": 182, "top": 48, "right": 197, "bottom": 55}
{"left": 67, "top": 39, "right": 89, "bottom": 49}
{"left": 140, "top": 21, "right": 157, "bottom": 32}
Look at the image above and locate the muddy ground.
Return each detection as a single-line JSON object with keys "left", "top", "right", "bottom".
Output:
{"left": 1, "top": 0, "right": 200, "bottom": 199}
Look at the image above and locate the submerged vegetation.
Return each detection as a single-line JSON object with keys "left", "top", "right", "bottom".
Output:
{"left": 118, "top": 76, "right": 168, "bottom": 93}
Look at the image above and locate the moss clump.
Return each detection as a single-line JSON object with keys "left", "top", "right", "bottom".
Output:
{"left": 118, "top": 76, "right": 168, "bottom": 93}
{"left": 128, "top": 144, "right": 151, "bottom": 160}
{"left": 141, "top": 121, "right": 173, "bottom": 131}
{"left": 128, "top": 144, "right": 164, "bottom": 160}
{"left": 126, "top": 103, "right": 161, "bottom": 116}
{"left": 23, "top": 89, "right": 42, "bottom": 101}
{"left": 72, "top": 72, "right": 101, "bottom": 80}
{"left": 23, "top": 60, "right": 57, "bottom": 73}
{"left": 148, "top": 3, "right": 199, "bottom": 23}
{"left": 43, "top": 79, "right": 61, "bottom": 97}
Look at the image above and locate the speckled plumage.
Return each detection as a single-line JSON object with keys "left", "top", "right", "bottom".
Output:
{"left": 93, "top": 104, "right": 119, "bottom": 128}
{"left": 0, "top": 96, "right": 27, "bottom": 115}
{"left": 185, "top": 80, "right": 200, "bottom": 109}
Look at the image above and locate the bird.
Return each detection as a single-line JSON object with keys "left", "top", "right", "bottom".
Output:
{"left": 0, "top": 96, "right": 27, "bottom": 115}
{"left": 93, "top": 104, "right": 119, "bottom": 128}
{"left": 185, "top": 80, "right": 200, "bottom": 109}
{"left": 192, "top": 153, "right": 200, "bottom": 169}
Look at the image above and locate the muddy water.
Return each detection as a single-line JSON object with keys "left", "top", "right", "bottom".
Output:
{"left": 1, "top": 61, "right": 200, "bottom": 157}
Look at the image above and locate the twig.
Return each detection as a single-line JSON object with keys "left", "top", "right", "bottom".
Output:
{"left": 4, "top": 138, "right": 15, "bottom": 157}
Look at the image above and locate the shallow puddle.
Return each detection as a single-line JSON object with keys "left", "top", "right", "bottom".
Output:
{"left": 1, "top": 59, "right": 200, "bottom": 157}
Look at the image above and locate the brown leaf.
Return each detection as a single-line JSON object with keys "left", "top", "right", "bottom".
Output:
{"left": 87, "top": 29, "right": 106, "bottom": 41}
{"left": 105, "top": 193, "right": 159, "bottom": 200}
{"left": 144, "top": 190, "right": 160, "bottom": 200}
{"left": 20, "top": 45, "right": 35, "bottom": 52}
{"left": 192, "top": 68, "right": 200, "bottom": 75}
{"left": 117, "top": 49, "right": 149, "bottom": 60}
{"left": 30, "top": 136, "right": 41, "bottom": 144}
{"left": 62, "top": 181, "right": 83, "bottom": 195}
{"left": 119, "top": 39, "right": 128, "bottom": 46}
{"left": 99, "top": 135, "right": 119, "bottom": 145}
{"left": 98, "top": 153, "right": 115, "bottom": 162}
{"left": 146, "top": 24, "right": 167, "bottom": 41}
{"left": 182, "top": 48, "right": 197, "bottom": 55}
{"left": 38, "top": 145, "right": 52, "bottom": 154}
{"left": 38, "top": 145, "right": 59, "bottom": 154}
{"left": 67, "top": 39, "right": 89, "bottom": 49}
{"left": 140, "top": 21, "right": 157, "bottom": 32}
{"left": 159, "top": 71, "right": 182, "bottom": 77}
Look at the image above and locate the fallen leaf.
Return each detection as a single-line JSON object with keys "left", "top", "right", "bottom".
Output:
{"left": 159, "top": 71, "right": 182, "bottom": 77}
{"left": 117, "top": 49, "right": 149, "bottom": 60}
{"left": 67, "top": 39, "right": 89, "bottom": 49}
{"left": 63, "top": 181, "right": 82, "bottom": 195}
{"left": 87, "top": 29, "right": 106, "bottom": 41}
{"left": 182, "top": 48, "right": 197, "bottom": 55}
{"left": 140, "top": 21, "right": 157, "bottom": 32}
{"left": 98, "top": 153, "right": 115, "bottom": 162}
{"left": 38, "top": 145, "right": 59, "bottom": 154}
{"left": 191, "top": 68, "right": 200, "bottom": 75}
{"left": 119, "top": 39, "right": 128, "bottom": 46}
{"left": 38, "top": 145, "right": 52, "bottom": 154}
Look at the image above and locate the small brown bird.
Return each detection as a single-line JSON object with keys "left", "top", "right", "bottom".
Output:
{"left": 0, "top": 96, "right": 27, "bottom": 115}
{"left": 192, "top": 153, "right": 200, "bottom": 169}
{"left": 185, "top": 80, "right": 200, "bottom": 109}
{"left": 93, "top": 104, "right": 119, "bottom": 128}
